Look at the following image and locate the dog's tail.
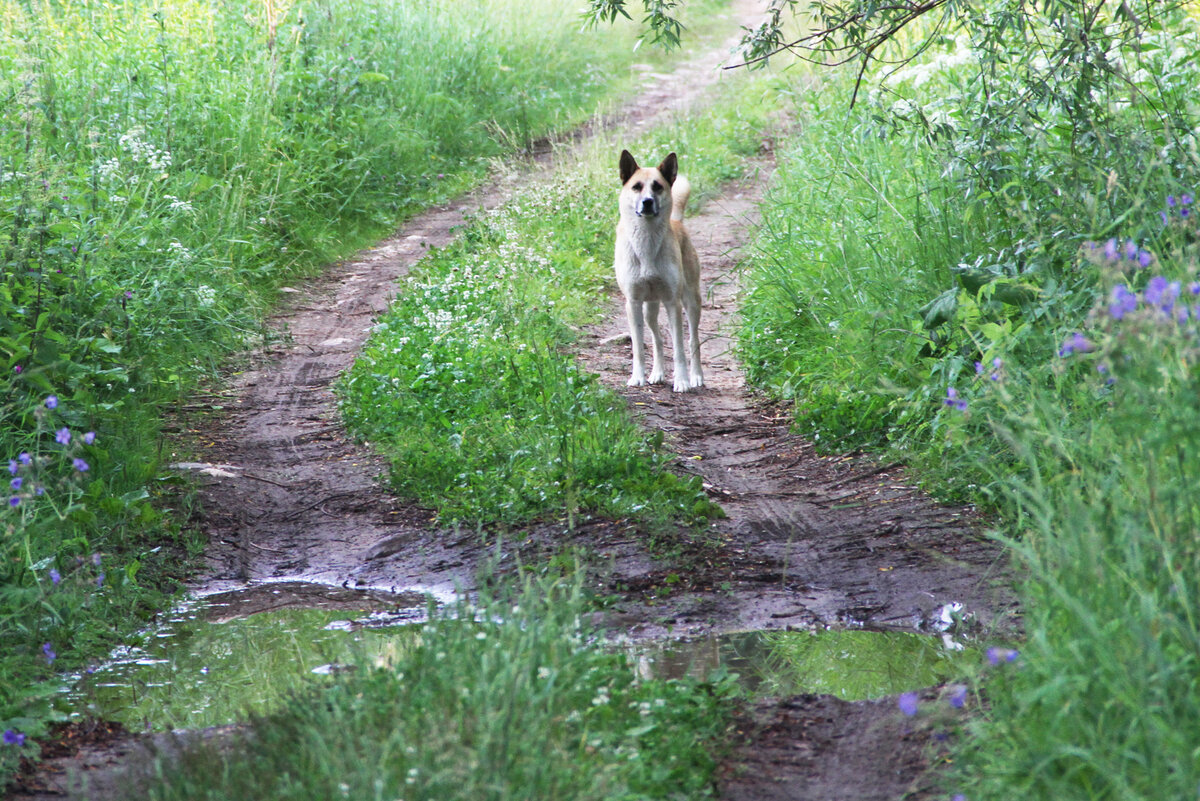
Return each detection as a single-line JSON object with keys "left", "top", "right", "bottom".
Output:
{"left": 671, "top": 175, "right": 691, "bottom": 221}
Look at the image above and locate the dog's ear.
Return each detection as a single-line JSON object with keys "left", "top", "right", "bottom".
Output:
{"left": 657, "top": 152, "right": 678, "bottom": 186}
{"left": 619, "top": 150, "right": 639, "bottom": 185}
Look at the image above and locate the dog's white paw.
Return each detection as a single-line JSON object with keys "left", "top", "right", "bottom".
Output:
{"left": 673, "top": 376, "right": 693, "bottom": 393}
{"left": 690, "top": 370, "right": 704, "bottom": 388}
{"left": 647, "top": 369, "right": 665, "bottom": 384}
{"left": 627, "top": 374, "right": 646, "bottom": 387}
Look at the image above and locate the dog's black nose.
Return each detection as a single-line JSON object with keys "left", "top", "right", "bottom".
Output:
{"left": 639, "top": 197, "right": 656, "bottom": 216}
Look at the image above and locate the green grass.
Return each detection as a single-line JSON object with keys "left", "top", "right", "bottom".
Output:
{"left": 130, "top": 576, "right": 737, "bottom": 801}
{"left": 737, "top": 78, "right": 973, "bottom": 453}
{"left": 739, "top": 8, "right": 1200, "bottom": 799}
{"left": 0, "top": 0, "right": 726, "bottom": 772}
{"left": 336, "top": 74, "right": 778, "bottom": 536}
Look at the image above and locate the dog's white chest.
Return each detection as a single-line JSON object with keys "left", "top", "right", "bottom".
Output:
{"left": 615, "top": 227, "right": 680, "bottom": 302}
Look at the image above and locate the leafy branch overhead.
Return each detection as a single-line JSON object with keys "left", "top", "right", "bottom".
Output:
{"left": 588, "top": 0, "right": 1190, "bottom": 106}
{"left": 584, "top": 0, "right": 685, "bottom": 48}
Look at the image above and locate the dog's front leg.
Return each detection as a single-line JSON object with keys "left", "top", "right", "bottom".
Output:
{"left": 644, "top": 300, "right": 666, "bottom": 384}
{"left": 667, "top": 301, "right": 691, "bottom": 392}
{"left": 625, "top": 296, "right": 648, "bottom": 386}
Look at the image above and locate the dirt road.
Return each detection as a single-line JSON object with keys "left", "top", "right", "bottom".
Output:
{"left": 8, "top": 3, "right": 1013, "bottom": 798}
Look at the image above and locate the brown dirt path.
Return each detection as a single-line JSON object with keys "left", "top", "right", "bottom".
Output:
{"left": 6, "top": 3, "right": 1015, "bottom": 799}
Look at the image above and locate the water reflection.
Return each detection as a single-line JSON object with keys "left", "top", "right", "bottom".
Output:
{"left": 67, "top": 585, "right": 974, "bottom": 733}
{"left": 636, "top": 629, "right": 974, "bottom": 700}
{"left": 67, "top": 585, "right": 426, "bottom": 731}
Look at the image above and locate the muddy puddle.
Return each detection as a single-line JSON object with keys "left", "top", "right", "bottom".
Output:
{"left": 60, "top": 583, "right": 975, "bottom": 733}
{"left": 62, "top": 582, "right": 429, "bottom": 731}
{"left": 635, "top": 628, "right": 976, "bottom": 700}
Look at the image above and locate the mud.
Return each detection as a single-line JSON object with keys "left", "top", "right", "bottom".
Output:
{"left": 6, "top": 2, "right": 1015, "bottom": 799}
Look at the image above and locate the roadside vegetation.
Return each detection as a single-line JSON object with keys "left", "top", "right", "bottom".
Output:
{"left": 0, "top": 0, "right": 715, "bottom": 776}
{"left": 723, "top": 2, "right": 1200, "bottom": 798}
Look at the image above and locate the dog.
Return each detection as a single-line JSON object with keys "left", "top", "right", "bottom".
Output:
{"left": 613, "top": 150, "right": 703, "bottom": 392}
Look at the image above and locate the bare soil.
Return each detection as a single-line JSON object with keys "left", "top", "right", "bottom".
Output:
{"left": 6, "top": 3, "right": 1014, "bottom": 799}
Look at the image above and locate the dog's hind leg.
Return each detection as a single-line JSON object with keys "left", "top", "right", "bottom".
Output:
{"left": 644, "top": 300, "right": 667, "bottom": 384}
{"left": 666, "top": 301, "right": 692, "bottom": 392}
{"left": 683, "top": 287, "right": 703, "bottom": 388}
{"left": 625, "top": 296, "right": 648, "bottom": 386}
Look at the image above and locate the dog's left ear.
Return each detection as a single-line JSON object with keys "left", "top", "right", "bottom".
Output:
{"left": 657, "top": 153, "right": 678, "bottom": 186}
{"left": 619, "top": 150, "right": 639, "bottom": 185}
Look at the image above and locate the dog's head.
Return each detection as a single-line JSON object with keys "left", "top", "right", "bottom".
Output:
{"left": 619, "top": 150, "right": 677, "bottom": 219}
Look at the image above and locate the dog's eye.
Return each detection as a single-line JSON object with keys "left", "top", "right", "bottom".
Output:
{"left": 631, "top": 182, "right": 643, "bottom": 191}
{"left": 651, "top": 181, "right": 663, "bottom": 192}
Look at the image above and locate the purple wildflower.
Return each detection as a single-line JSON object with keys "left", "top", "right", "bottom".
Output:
{"left": 8, "top": 497, "right": 18, "bottom": 508}
{"left": 1059, "top": 332, "right": 1092, "bottom": 357}
{"left": 948, "top": 684, "right": 968, "bottom": 708}
{"left": 18, "top": 452, "right": 30, "bottom": 465}
{"left": 1103, "top": 238, "right": 1119, "bottom": 261}
{"left": 898, "top": 692, "right": 919, "bottom": 717}
{"left": 12, "top": 365, "right": 20, "bottom": 374}
{"left": 92, "top": 552, "right": 102, "bottom": 567}
{"left": 1137, "top": 250, "right": 1152, "bottom": 268}
{"left": 3, "top": 730, "right": 25, "bottom": 746}
{"left": 55, "top": 428, "right": 70, "bottom": 445}
{"left": 1168, "top": 195, "right": 1177, "bottom": 208}
{"left": 49, "top": 568, "right": 61, "bottom": 585}
{"left": 42, "top": 642, "right": 56, "bottom": 664}
{"left": 45, "top": 395, "right": 58, "bottom": 409}
{"left": 974, "top": 361, "right": 984, "bottom": 376}
{"left": 1109, "top": 284, "right": 1139, "bottom": 319}
{"left": 7, "top": 460, "right": 16, "bottom": 475}
{"left": 73, "top": 458, "right": 89, "bottom": 472}
{"left": 1183, "top": 194, "right": 1194, "bottom": 205}
{"left": 1144, "top": 276, "right": 1172, "bottom": 307}
{"left": 1123, "top": 239, "right": 1138, "bottom": 260}
{"left": 96, "top": 572, "right": 106, "bottom": 588}
{"left": 943, "top": 387, "right": 968, "bottom": 411}
{"left": 83, "top": 431, "right": 96, "bottom": 445}
{"left": 10, "top": 477, "right": 21, "bottom": 491}
{"left": 986, "top": 647, "right": 1020, "bottom": 666}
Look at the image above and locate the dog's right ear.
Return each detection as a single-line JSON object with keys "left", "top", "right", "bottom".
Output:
{"left": 619, "top": 150, "right": 639, "bottom": 185}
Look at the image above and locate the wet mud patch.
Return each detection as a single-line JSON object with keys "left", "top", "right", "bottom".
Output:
{"left": 718, "top": 690, "right": 956, "bottom": 801}
{"left": 198, "top": 581, "right": 427, "bottom": 621}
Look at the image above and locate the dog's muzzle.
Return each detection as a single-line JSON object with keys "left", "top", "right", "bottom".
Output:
{"left": 636, "top": 197, "right": 659, "bottom": 217}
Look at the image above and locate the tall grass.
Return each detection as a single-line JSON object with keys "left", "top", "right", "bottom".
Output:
{"left": 0, "top": 0, "right": 695, "bottom": 770}
{"left": 737, "top": 85, "right": 974, "bottom": 452}
{"left": 948, "top": 222, "right": 1200, "bottom": 797}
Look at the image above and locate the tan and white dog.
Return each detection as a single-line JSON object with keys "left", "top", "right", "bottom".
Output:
{"left": 613, "top": 150, "right": 703, "bottom": 392}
